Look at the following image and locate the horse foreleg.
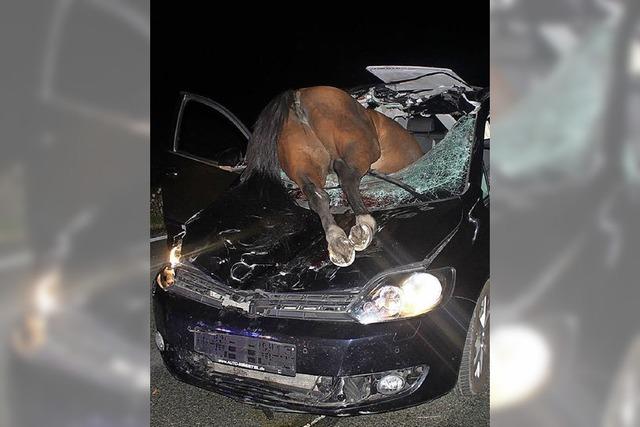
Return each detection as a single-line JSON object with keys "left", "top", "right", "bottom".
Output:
{"left": 301, "top": 178, "right": 355, "bottom": 267}
{"left": 333, "top": 159, "right": 377, "bottom": 251}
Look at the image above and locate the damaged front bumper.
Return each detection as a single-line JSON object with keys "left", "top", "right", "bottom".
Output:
{"left": 152, "top": 268, "right": 474, "bottom": 415}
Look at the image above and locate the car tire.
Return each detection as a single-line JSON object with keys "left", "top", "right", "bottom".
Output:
{"left": 456, "top": 279, "right": 490, "bottom": 396}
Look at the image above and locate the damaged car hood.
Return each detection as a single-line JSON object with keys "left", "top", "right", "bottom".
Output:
{"left": 180, "top": 179, "right": 463, "bottom": 293}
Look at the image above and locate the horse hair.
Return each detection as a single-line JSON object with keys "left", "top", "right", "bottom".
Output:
{"left": 241, "top": 89, "right": 295, "bottom": 182}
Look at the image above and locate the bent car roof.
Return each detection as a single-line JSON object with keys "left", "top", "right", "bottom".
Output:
{"left": 366, "top": 65, "right": 470, "bottom": 91}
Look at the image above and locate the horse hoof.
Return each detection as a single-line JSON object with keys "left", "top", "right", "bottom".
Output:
{"left": 328, "top": 235, "right": 355, "bottom": 267}
{"left": 349, "top": 223, "right": 373, "bottom": 251}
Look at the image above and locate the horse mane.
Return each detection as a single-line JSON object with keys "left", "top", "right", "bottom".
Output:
{"left": 241, "top": 89, "right": 295, "bottom": 182}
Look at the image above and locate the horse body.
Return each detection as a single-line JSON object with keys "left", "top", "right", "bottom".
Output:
{"left": 243, "top": 86, "right": 423, "bottom": 266}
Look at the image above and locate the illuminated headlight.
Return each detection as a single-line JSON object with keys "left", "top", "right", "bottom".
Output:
{"left": 12, "top": 269, "right": 62, "bottom": 354}
{"left": 156, "top": 242, "right": 181, "bottom": 290}
{"left": 349, "top": 267, "right": 453, "bottom": 324}
{"left": 169, "top": 243, "right": 182, "bottom": 267}
{"left": 33, "top": 269, "right": 61, "bottom": 316}
{"left": 157, "top": 265, "right": 175, "bottom": 290}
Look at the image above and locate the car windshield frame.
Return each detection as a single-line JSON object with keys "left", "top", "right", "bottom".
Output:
{"left": 282, "top": 88, "right": 485, "bottom": 211}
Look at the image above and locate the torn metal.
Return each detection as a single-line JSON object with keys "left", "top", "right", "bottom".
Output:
{"left": 274, "top": 70, "right": 484, "bottom": 211}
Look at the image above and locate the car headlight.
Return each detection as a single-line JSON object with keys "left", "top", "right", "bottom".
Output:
{"left": 12, "top": 268, "right": 62, "bottom": 354}
{"left": 156, "top": 242, "right": 181, "bottom": 290}
{"left": 32, "top": 269, "right": 61, "bottom": 316}
{"left": 169, "top": 242, "right": 182, "bottom": 267}
{"left": 348, "top": 266, "right": 454, "bottom": 324}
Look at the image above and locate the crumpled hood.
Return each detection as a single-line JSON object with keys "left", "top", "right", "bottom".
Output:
{"left": 181, "top": 179, "right": 463, "bottom": 293}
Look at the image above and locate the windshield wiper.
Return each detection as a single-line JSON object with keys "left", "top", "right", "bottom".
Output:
{"left": 366, "top": 170, "right": 431, "bottom": 202}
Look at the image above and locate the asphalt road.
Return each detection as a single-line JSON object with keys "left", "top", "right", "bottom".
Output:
{"left": 150, "top": 240, "right": 489, "bottom": 427}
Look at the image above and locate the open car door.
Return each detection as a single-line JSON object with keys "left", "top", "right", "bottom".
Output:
{"left": 162, "top": 92, "right": 250, "bottom": 240}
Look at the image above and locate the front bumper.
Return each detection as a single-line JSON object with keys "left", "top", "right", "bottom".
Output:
{"left": 152, "top": 276, "right": 474, "bottom": 416}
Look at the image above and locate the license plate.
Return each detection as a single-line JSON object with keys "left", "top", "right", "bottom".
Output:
{"left": 193, "top": 331, "right": 296, "bottom": 376}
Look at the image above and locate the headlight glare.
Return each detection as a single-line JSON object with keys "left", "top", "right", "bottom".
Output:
{"left": 398, "top": 272, "right": 443, "bottom": 316}
{"left": 33, "top": 270, "right": 61, "bottom": 316}
{"left": 349, "top": 267, "right": 452, "bottom": 324}
{"left": 169, "top": 243, "right": 182, "bottom": 267}
{"left": 156, "top": 242, "right": 181, "bottom": 290}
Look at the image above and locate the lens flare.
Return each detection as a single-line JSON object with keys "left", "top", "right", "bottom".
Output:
{"left": 400, "top": 272, "right": 443, "bottom": 316}
{"left": 33, "top": 270, "right": 61, "bottom": 316}
{"left": 169, "top": 244, "right": 181, "bottom": 267}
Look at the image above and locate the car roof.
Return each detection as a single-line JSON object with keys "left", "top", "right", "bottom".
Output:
{"left": 366, "top": 65, "right": 470, "bottom": 91}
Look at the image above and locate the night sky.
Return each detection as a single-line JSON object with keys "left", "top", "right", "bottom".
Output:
{"left": 152, "top": 6, "right": 489, "bottom": 182}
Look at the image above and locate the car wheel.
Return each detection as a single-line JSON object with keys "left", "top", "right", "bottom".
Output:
{"left": 457, "top": 279, "right": 490, "bottom": 396}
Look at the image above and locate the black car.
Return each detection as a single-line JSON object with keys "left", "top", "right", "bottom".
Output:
{"left": 153, "top": 66, "right": 490, "bottom": 416}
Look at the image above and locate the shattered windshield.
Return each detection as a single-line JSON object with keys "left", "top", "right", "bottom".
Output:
{"left": 283, "top": 111, "right": 477, "bottom": 210}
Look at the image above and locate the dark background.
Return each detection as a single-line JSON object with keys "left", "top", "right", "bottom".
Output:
{"left": 152, "top": 6, "right": 489, "bottom": 185}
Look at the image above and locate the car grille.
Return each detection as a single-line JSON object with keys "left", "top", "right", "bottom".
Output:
{"left": 171, "top": 265, "right": 357, "bottom": 321}
{"left": 252, "top": 292, "right": 356, "bottom": 321}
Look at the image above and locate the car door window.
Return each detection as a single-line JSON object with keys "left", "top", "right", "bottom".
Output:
{"left": 174, "top": 98, "right": 249, "bottom": 167}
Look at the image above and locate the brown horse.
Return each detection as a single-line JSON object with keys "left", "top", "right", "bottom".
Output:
{"left": 242, "top": 86, "right": 423, "bottom": 267}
